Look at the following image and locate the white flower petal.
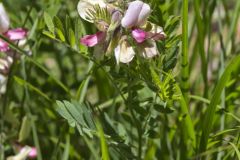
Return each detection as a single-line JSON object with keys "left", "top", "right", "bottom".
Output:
{"left": 77, "top": 0, "right": 106, "bottom": 23}
{"left": 114, "top": 44, "right": 120, "bottom": 64}
{"left": 140, "top": 40, "right": 158, "bottom": 58}
{"left": 114, "top": 39, "right": 135, "bottom": 64}
{"left": 0, "top": 3, "right": 10, "bottom": 33}
{"left": 0, "top": 58, "right": 8, "bottom": 70}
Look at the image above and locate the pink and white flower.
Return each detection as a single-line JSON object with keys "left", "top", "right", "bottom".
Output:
{"left": 0, "top": 3, "right": 27, "bottom": 52}
{"left": 7, "top": 146, "right": 37, "bottom": 160}
{"left": 27, "top": 147, "right": 37, "bottom": 159}
{"left": 115, "top": 0, "right": 166, "bottom": 63}
{"left": 78, "top": 0, "right": 122, "bottom": 56}
{"left": 0, "top": 3, "right": 28, "bottom": 94}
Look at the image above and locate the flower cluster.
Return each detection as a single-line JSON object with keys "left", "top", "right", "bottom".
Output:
{"left": 0, "top": 3, "right": 28, "bottom": 94}
{"left": 78, "top": 0, "right": 166, "bottom": 64}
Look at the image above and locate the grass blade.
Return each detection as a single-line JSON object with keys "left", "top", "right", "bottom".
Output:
{"left": 193, "top": 0, "right": 208, "bottom": 94}
{"left": 199, "top": 55, "right": 240, "bottom": 154}
{"left": 229, "top": 142, "right": 240, "bottom": 160}
{"left": 96, "top": 120, "right": 110, "bottom": 160}
{"left": 62, "top": 135, "right": 70, "bottom": 160}
{"left": 176, "top": 85, "right": 196, "bottom": 148}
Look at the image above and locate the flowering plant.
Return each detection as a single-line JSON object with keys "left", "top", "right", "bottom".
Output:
{"left": 2, "top": 0, "right": 239, "bottom": 159}
{"left": 78, "top": 0, "right": 166, "bottom": 63}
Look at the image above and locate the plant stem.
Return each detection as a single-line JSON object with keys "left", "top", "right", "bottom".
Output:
{"left": 216, "top": 4, "right": 226, "bottom": 159}
{"left": 181, "top": 0, "right": 190, "bottom": 103}
{"left": 193, "top": 0, "right": 208, "bottom": 97}
{"left": 127, "top": 76, "right": 142, "bottom": 159}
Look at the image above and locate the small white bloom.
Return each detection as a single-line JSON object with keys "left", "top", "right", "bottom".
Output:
{"left": 114, "top": 37, "right": 135, "bottom": 64}
{"left": 0, "top": 59, "right": 8, "bottom": 70}
{"left": 0, "top": 3, "right": 10, "bottom": 33}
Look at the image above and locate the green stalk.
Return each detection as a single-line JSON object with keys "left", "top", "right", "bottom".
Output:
{"left": 193, "top": 0, "right": 208, "bottom": 96}
{"left": 216, "top": 3, "right": 226, "bottom": 159}
{"left": 226, "top": 0, "right": 240, "bottom": 56}
{"left": 181, "top": 0, "right": 190, "bottom": 103}
{"left": 176, "top": 85, "right": 196, "bottom": 150}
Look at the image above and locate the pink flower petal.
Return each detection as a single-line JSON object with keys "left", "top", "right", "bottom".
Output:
{"left": 19, "top": 146, "right": 37, "bottom": 159}
{"left": 4, "top": 28, "right": 27, "bottom": 40}
{"left": 132, "top": 29, "right": 147, "bottom": 43}
{"left": 80, "top": 31, "right": 106, "bottom": 47}
{"left": 28, "top": 147, "right": 37, "bottom": 158}
{"left": 0, "top": 38, "right": 9, "bottom": 52}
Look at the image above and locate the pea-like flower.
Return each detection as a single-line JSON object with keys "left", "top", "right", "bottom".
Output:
{"left": 116, "top": 0, "right": 166, "bottom": 62}
{"left": 78, "top": 0, "right": 122, "bottom": 49}
{"left": 0, "top": 3, "right": 28, "bottom": 94}
{"left": 0, "top": 3, "right": 28, "bottom": 52}
{"left": 78, "top": 0, "right": 166, "bottom": 64}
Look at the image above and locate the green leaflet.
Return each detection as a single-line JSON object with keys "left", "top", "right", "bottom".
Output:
{"left": 44, "top": 12, "right": 55, "bottom": 34}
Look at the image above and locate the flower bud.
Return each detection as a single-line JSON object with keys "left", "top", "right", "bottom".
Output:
{"left": 111, "top": 10, "right": 122, "bottom": 24}
{"left": 80, "top": 31, "right": 106, "bottom": 47}
{"left": 0, "top": 3, "right": 10, "bottom": 33}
